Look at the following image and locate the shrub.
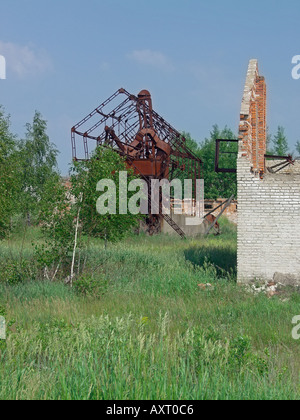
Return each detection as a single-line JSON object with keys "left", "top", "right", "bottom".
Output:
{"left": 0, "top": 259, "right": 36, "bottom": 285}
{"left": 73, "top": 272, "right": 109, "bottom": 298}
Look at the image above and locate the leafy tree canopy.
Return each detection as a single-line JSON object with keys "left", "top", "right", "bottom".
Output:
{"left": 71, "top": 146, "right": 143, "bottom": 243}
{"left": 0, "top": 106, "right": 19, "bottom": 238}
{"left": 271, "top": 126, "right": 289, "bottom": 156}
{"left": 19, "top": 111, "right": 59, "bottom": 220}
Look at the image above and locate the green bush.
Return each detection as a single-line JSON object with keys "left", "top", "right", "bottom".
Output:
{"left": 0, "top": 259, "right": 36, "bottom": 285}
{"left": 73, "top": 272, "right": 109, "bottom": 298}
{"left": 0, "top": 304, "right": 5, "bottom": 317}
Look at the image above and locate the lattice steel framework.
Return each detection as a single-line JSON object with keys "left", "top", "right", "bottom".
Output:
{"left": 71, "top": 88, "right": 203, "bottom": 237}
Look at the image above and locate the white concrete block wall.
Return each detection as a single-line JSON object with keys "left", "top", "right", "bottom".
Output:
{"left": 237, "top": 157, "right": 300, "bottom": 283}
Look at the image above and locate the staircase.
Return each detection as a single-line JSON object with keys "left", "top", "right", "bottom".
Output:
{"left": 161, "top": 213, "right": 186, "bottom": 239}
{"left": 129, "top": 159, "right": 187, "bottom": 239}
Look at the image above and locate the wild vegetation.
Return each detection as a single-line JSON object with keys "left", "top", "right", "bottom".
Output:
{"left": 0, "top": 105, "right": 299, "bottom": 400}
{"left": 0, "top": 221, "right": 299, "bottom": 400}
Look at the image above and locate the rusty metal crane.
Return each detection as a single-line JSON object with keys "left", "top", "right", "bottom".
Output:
{"left": 71, "top": 88, "right": 203, "bottom": 237}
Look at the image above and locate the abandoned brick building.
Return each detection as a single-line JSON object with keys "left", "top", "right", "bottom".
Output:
{"left": 237, "top": 59, "right": 300, "bottom": 284}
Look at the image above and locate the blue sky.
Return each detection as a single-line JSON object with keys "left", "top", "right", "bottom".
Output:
{"left": 0, "top": 0, "right": 300, "bottom": 174}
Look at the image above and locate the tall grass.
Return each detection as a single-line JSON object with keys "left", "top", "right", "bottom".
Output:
{"left": 0, "top": 312, "right": 298, "bottom": 400}
{"left": 0, "top": 220, "right": 299, "bottom": 400}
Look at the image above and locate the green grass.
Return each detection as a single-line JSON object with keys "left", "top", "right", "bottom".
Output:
{"left": 0, "top": 220, "right": 299, "bottom": 400}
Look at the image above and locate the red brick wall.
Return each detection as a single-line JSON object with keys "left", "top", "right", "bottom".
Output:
{"left": 239, "top": 60, "right": 267, "bottom": 175}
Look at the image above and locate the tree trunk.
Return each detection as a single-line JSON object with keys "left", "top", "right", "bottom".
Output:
{"left": 27, "top": 212, "right": 31, "bottom": 227}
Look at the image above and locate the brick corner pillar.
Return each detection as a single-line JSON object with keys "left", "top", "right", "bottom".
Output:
{"left": 238, "top": 59, "right": 267, "bottom": 175}
{"left": 237, "top": 59, "right": 267, "bottom": 284}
